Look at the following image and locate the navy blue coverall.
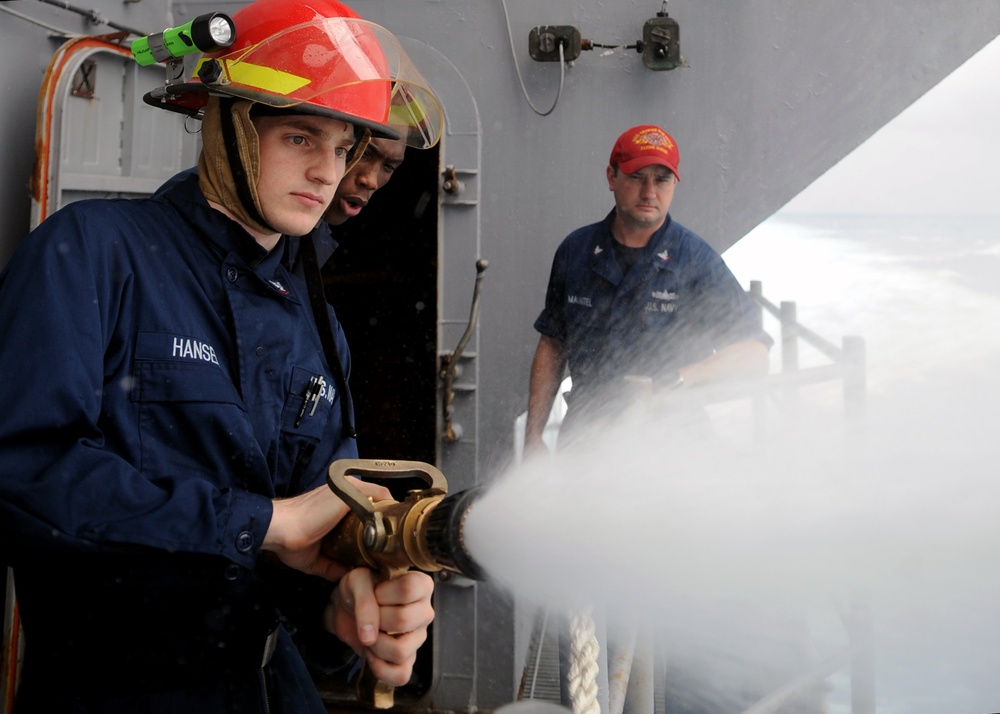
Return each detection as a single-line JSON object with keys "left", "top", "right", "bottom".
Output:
{"left": 0, "top": 172, "right": 357, "bottom": 712}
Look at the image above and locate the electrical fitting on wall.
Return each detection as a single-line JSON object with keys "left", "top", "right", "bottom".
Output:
{"left": 528, "top": 26, "right": 582, "bottom": 62}
{"left": 526, "top": 2, "right": 682, "bottom": 71}
{"left": 501, "top": 0, "right": 684, "bottom": 117}
{"left": 641, "top": 4, "right": 681, "bottom": 70}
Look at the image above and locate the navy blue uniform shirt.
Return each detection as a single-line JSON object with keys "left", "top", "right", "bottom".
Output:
{"left": 535, "top": 211, "right": 770, "bottom": 425}
{"left": 0, "top": 172, "right": 357, "bottom": 712}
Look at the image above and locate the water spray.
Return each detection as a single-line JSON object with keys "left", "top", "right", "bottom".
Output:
{"left": 323, "top": 459, "right": 484, "bottom": 708}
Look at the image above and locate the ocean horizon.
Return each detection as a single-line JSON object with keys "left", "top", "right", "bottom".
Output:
{"left": 726, "top": 211, "right": 1000, "bottom": 382}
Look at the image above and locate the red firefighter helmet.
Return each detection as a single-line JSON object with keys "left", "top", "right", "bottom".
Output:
{"left": 145, "top": 0, "right": 442, "bottom": 147}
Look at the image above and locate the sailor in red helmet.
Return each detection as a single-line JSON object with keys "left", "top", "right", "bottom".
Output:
{"left": 0, "top": 0, "right": 443, "bottom": 711}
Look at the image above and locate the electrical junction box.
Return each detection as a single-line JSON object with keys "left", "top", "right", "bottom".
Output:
{"left": 642, "top": 14, "right": 680, "bottom": 70}
{"left": 528, "top": 25, "right": 582, "bottom": 62}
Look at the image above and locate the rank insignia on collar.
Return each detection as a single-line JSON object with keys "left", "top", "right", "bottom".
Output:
{"left": 268, "top": 280, "right": 290, "bottom": 295}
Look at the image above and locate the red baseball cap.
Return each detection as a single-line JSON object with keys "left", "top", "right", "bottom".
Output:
{"left": 609, "top": 125, "right": 680, "bottom": 180}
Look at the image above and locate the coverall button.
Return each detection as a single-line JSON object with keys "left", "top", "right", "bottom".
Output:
{"left": 223, "top": 563, "right": 241, "bottom": 581}
{"left": 226, "top": 266, "right": 239, "bottom": 282}
{"left": 255, "top": 346, "right": 264, "bottom": 356}
{"left": 236, "top": 530, "right": 254, "bottom": 553}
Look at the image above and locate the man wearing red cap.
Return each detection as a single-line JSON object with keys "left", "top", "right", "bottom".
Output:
{"left": 525, "top": 124, "right": 772, "bottom": 451}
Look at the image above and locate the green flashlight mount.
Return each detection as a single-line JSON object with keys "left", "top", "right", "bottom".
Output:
{"left": 131, "top": 13, "right": 236, "bottom": 87}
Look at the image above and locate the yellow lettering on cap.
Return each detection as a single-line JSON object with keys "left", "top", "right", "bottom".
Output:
{"left": 634, "top": 129, "right": 673, "bottom": 151}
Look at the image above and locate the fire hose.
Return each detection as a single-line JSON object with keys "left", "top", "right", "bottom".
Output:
{"left": 322, "top": 459, "right": 484, "bottom": 708}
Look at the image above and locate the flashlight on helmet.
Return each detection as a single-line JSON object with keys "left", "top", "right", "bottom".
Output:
{"left": 131, "top": 13, "right": 236, "bottom": 67}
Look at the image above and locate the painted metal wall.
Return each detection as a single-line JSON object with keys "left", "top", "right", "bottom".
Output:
{"left": 0, "top": 1, "right": 173, "bottom": 266}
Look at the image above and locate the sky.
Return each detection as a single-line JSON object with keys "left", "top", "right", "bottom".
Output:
{"left": 726, "top": 32, "right": 1000, "bottom": 345}
{"left": 779, "top": 35, "right": 1000, "bottom": 216}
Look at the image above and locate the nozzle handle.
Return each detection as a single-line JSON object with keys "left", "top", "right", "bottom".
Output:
{"left": 357, "top": 661, "right": 396, "bottom": 709}
{"left": 325, "top": 459, "right": 451, "bottom": 709}
{"left": 328, "top": 459, "right": 448, "bottom": 504}
{"left": 327, "top": 459, "right": 449, "bottom": 552}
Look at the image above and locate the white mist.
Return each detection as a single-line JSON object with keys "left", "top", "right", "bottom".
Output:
{"left": 464, "top": 215, "right": 1000, "bottom": 712}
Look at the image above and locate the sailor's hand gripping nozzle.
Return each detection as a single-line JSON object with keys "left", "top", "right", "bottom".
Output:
{"left": 323, "top": 459, "right": 483, "bottom": 708}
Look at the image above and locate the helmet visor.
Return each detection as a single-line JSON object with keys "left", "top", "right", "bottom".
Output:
{"left": 204, "top": 18, "right": 443, "bottom": 148}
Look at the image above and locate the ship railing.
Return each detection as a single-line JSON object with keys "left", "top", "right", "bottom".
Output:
{"left": 689, "top": 280, "right": 873, "bottom": 714}
{"left": 748, "top": 279, "right": 867, "bottom": 420}
{"left": 617, "top": 280, "right": 868, "bottom": 423}
{"left": 729, "top": 280, "right": 873, "bottom": 714}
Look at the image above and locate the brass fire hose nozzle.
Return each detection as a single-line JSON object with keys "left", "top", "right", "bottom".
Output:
{"left": 324, "top": 459, "right": 449, "bottom": 576}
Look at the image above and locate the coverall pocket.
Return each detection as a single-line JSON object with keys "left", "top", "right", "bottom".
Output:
{"left": 131, "top": 359, "right": 252, "bottom": 480}
{"left": 275, "top": 366, "right": 337, "bottom": 493}
{"left": 280, "top": 365, "right": 335, "bottom": 441}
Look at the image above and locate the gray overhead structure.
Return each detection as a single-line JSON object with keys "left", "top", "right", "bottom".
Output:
{"left": 1, "top": 0, "right": 998, "bottom": 711}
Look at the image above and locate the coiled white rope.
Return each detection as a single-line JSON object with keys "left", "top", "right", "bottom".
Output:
{"left": 565, "top": 609, "right": 601, "bottom": 714}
